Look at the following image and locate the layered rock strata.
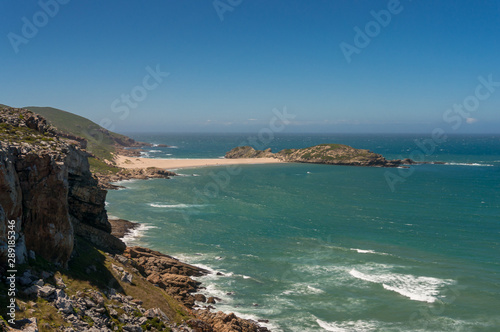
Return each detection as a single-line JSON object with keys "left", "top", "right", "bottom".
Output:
{"left": 0, "top": 108, "right": 123, "bottom": 267}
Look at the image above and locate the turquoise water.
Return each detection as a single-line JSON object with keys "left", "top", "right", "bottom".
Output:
{"left": 107, "top": 134, "right": 500, "bottom": 331}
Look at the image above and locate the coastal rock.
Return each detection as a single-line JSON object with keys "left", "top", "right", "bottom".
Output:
{"left": 124, "top": 247, "right": 208, "bottom": 277}
{"left": 123, "top": 325, "right": 142, "bottom": 332}
{"left": 124, "top": 246, "right": 208, "bottom": 308}
{"left": 194, "top": 310, "right": 269, "bottom": 332}
{"left": 195, "top": 294, "right": 207, "bottom": 302}
{"left": 109, "top": 219, "right": 140, "bottom": 239}
{"left": 0, "top": 108, "right": 124, "bottom": 267}
{"left": 23, "top": 284, "right": 41, "bottom": 296}
{"left": 97, "top": 167, "right": 176, "bottom": 189}
{"left": 55, "top": 297, "right": 74, "bottom": 314}
{"left": 225, "top": 146, "right": 274, "bottom": 159}
{"left": 38, "top": 285, "right": 56, "bottom": 298}
{"left": 226, "top": 144, "right": 407, "bottom": 167}
{"left": 144, "top": 308, "right": 169, "bottom": 322}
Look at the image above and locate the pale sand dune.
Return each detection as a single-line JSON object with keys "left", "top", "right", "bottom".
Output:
{"left": 114, "top": 154, "right": 285, "bottom": 170}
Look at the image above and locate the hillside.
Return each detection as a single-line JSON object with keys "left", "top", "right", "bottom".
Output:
{"left": 0, "top": 107, "right": 267, "bottom": 331}
{"left": 226, "top": 144, "right": 407, "bottom": 167}
{"left": 24, "top": 106, "right": 146, "bottom": 162}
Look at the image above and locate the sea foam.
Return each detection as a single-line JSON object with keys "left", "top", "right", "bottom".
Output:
{"left": 349, "top": 268, "right": 454, "bottom": 303}
{"left": 315, "top": 318, "right": 379, "bottom": 332}
{"left": 350, "top": 248, "right": 389, "bottom": 255}
{"left": 149, "top": 203, "right": 206, "bottom": 208}
{"left": 445, "top": 162, "right": 493, "bottom": 167}
{"left": 121, "top": 223, "right": 158, "bottom": 245}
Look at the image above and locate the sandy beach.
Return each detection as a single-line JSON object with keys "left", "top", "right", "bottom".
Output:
{"left": 114, "top": 154, "right": 285, "bottom": 170}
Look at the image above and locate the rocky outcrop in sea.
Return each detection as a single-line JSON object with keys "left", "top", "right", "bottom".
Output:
{"left": 226, "top": 144, "right": 408, "bottom": 167}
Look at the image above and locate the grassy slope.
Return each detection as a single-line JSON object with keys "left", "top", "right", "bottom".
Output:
{"left": 25, "top": 106, "right": 133, "bottom": 162}
{"left": 1, "top": 237, "right": 191, "bottom": 331}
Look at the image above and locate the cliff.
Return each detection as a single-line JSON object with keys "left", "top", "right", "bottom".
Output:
{"left": 1, "top": 107, "right": 269, "bottom": 331}
{"left": 226, "top": 144, "right": 406, "bottom": 167}
{"left": 0, "top": 108, "right": 124, "bottom": 268}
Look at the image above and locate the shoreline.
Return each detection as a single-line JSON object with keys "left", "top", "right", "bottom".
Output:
{"left": 108, "top": 218, "right": 273, "bottom": 330}
{"left": 114, "top": 154, "right": 285, "bottom": 170}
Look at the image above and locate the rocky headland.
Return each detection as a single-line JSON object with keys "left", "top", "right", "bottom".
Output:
{"left": 0, "top": 107, "right": 270, "bottom": 331}
{"left": 226, "top": 144, "right": 409, "bottom": 167}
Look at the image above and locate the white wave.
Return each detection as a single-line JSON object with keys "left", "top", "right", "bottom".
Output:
{"left": 282, "top": 283, "right": 325, "bottom": 296}
{"left": 243, "top": 254, "right": 259, "bottom": 258}
{"left": 149, "top": 203, "right": 206, "bottom": 209}
{"left": 316, "top": 318, "right": 379, "bottom": 332}
{"left": 111, "top": 179, "right": 139, "bottom": 187}
{"left": 307, "top": 285, "right": 324, "bottom": 293}
{"left": 349, "top": 268, "right": 454, "bottom": 303}
{"left": 350, "top": 248, "right": 389, "bottom": 255}
{"left": 121, "top": 223, "right": 158, "bottom": 245}
{"left": 107, "top": 215, "right": 120, "bottom": 220}
{"left": 148, "top": 149, "right": 161, "bottom": 153}
{"left": 445, "top": 162, "right": 493, "bottom": 167}
{"left": 152, "top": 143, "right": 159, "bottom": 147}
{"left": 167, "top": 145, "right": 178, "bottom": 149}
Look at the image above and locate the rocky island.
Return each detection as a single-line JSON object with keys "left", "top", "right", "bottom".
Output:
{"left": 226, "top": 144, "right": 410, "bottom": 167}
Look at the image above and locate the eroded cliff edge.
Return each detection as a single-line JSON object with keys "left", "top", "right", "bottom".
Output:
{"left": 0, "top": 107, "right": 270, "bottom": 331}
{"left": 0, "top": 108, "right": 124, "bottom": 267}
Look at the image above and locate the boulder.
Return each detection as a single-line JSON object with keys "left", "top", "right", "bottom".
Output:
{"left": 195, "top": 294, "right": 207, "bottom": 303}
{"left": 55, "top": 297, "right": 74, "bottom": 314}
{"left": 37, "top": 285, "right": 56, "bottom": 298}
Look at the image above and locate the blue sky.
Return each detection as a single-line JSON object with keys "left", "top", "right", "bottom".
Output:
{"left": 1, "top": 0, "right": 500, "bottom": 133}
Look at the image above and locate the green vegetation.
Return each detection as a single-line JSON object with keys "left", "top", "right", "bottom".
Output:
{"left": 25, "top": 106, "right": 135, "bottom": 161}
{"left": 68, "top": 237, "right": 192, "bottom": 324}
{"left": 5, "top": 236, "right": 193, "bottom": 330}
{"left": 88, "top": 157, "right": 121, "bottom": 175}
{"left": 301, "top": 152, "right": 312, "bottom": 159}
{"left": 0, "top": 123, "right": 51, "bottom": 145}
{"left": 142, "top": 317, "right": 170, "bottom": 331}
{"left": 318, "top": 143, "right": 344, "bottom": 150}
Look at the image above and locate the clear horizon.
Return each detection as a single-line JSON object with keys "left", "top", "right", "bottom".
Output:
{"left": 2, "top": 1, "right": 500, "bottom": 134}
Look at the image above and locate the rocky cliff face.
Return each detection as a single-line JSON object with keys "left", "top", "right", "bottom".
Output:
{"left": 0, "top": 108, "right": 123, "bottom": 267}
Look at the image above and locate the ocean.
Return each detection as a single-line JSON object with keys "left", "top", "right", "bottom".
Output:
{"left": 106, "top": 133, "right": 500, "bottom": 332}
